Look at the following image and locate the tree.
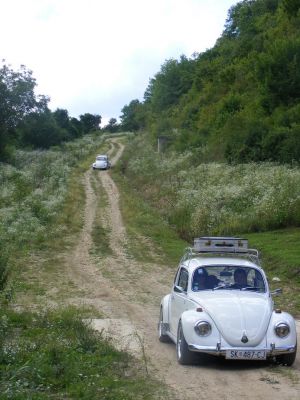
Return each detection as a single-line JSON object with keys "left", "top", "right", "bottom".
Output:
{"left": 19, "top": 110, "right": 67, "bottom": 149}
{"left": 282, "top": 0, "right": 300, "bottom": 17}
{"left": 79, "top": 113, "right": 101, "bottom": 133}
{"left": 120, "top": 0, "right": 300, "bottom": 163}
{"left": 52, "top": 109, "right": 84, "bottom": 140}
{"left": 69, "top": 117, "right": 83, "bottom": 138}
{"left": 53, "top": 108, "right": 70, "bottom": 130}
{"left": 120, "top": 99, "right": 145, "bottom": 131}
{"left": 0, "top": 61, "right": 48, "bottom": 159}
{"left": 104, "top": 118, "right": 119, "bottom": 133}
{"left": 144, "top": 56, "right": 195, "bottom": 111}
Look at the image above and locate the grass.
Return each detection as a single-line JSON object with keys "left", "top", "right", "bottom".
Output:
{"left": 245, "top": 229, "right": 300, "bottom": 316}
{"left": 113, "top": 137, "right": 300, "bottom": 316}
{"left": 120, "top": 133, "right": 300, "bottom": 240}
{"left": 0, "top": 308, "right": 166, "bottom": 400}
{"left": 1, "top": 135, "right": 170, "bottom": 400}
{"left": 113, "top": 169, "right": 300, "bottom": 316}
{"left": 117, "top": 134, "right": 300, "bottom": 317}
{"left": 90, "top": 172, "right": 113, "bottom": 258}
{"left": 267, "top": 364, "right": 300, "bottom": 385}
{"left": 112, "top": 170, "right": 187, "bottom": 266}
{"left": 246, "top": 228, "right": 300, "bottom": 277}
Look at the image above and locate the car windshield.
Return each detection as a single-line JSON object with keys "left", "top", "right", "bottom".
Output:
{"left": 96, "top": 156, "right": 107, "bottom": 161}
{"left": 192, "top": 265, "right": 266, "bottom": 293}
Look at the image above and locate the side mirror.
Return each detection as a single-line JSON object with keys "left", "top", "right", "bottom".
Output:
{"left": 271, "top": 288, "right": 282, "bottom": 296}
{"left": 174, "top": 285, "right": 184, "bottom": 293}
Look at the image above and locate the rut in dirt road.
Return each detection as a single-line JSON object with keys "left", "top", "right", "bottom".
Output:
{"left": 68, "top": 138, "right": 300, "bottom": 400}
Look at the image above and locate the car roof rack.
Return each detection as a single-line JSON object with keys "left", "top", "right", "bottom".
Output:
{"left": 181, "top": 237, "right": 260, "bottom": 265}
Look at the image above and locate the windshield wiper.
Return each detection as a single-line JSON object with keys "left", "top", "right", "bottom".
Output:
{"left": 213, "top": 285, "right": 232, "bottom": 291}
{"left": 241, "top": 286, "right": 260, "bottom": 291}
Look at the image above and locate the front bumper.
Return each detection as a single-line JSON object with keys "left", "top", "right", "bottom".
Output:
{"left": 93, "top": 165, "right": 108, "bottom": 169}
{"left": 188, "top": 343, "right": 296, "bottom": 357}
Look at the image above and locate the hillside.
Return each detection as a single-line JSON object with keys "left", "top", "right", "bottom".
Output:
{"left": 120, "top": 0, "right": 300, "bottom": 163}
{"left": 1, "top": 136, "right": 298, "bottom": 399}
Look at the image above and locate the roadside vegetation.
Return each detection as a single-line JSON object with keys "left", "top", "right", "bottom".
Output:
{"left": 1, "top": 0, "right": 300, "bottom": 394}
{"left": 90, "top": 172, "right": 113, "bottom": 258}
{"left": 119, "top": 134, "right": 300, "bottom": 240}
{"left": 114, "top": 134, "right": 300, "bottom": 316}
{"left": 0, "top": 134, "right": 166, "bottom": 400}
{"left": 0, "top": 134, "right": 104, "bottom": 298}
{"left": 120, "top": 0, "right": 300, "bottom": 164}
{"left": 0, "top": 307, "right": 164, "bottom": 400}
{"left": 115, "top": 0, "right": 300, "bottom": 317}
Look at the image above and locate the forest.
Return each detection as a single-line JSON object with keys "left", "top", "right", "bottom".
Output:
{"left": 120, "top": 0, "right": 300, "bottom": 163}
{"left": 0, "top": 61, "right": 103, "bottom": 161}
{"left": 2, "top": 1, "right": 300, "bottom": 164}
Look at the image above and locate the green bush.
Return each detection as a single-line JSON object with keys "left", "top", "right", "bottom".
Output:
{"left": 0, "top": 134, "right": 106, "bottom": 292}
{"left": 121, "top": 134, "right": 300, "bottom": 240}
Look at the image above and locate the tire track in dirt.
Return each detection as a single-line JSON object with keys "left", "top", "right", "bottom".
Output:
{"left": 66, "top": 138, "right": 300, "bottom": 400}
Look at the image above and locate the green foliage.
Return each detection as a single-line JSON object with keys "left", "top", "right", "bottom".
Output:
{"left": 0, "top": 61, "right": 101, "bottom": 156}
{"left": 113, "top": 164, "right": 187, "bottom": 264}
{"left": 0, "top": 134, "right": 105, "bottom": 293}
{"left": 246, "top": 228, "right": 300, "bottom": 314}
{"left": 0, "top": 308, "right": 164, "bottom": 399}
{"left": 144, "top": 56, "right": 195, "bottom": 111}
{"left": 120, "top": 99, "right": 145, "bottom": 131}
{"left": 19, "top": 111, "right": 68, "bottom": 149}
{"left": 126, "top": 0, "right": 300, "bottom": 163}
{"left": 79, "top": 113, "right": 101, "bottom": 134}
{"left": 104, "top": 117, "right": 119, "bottom": 133}
{"left": 52, "top": 109, "right": 84, "bottom": 140}
{"left": 120, "top": 134, "right": 300, "bottom": 241}
{"left": 0, "top": 61, "right": 48, "bottom": 159}
{"left": 282, "top": 0, "right": 300, "bottom": 17}
{"left": 0, "top": 244, "right": 8, "bottom": 291}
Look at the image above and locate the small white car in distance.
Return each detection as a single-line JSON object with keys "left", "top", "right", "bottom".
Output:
{"left": 92, "top": 154, "right": 111, "bottom": 170}
{"left": 159, "top": 237, "right": 297, "bottom": 365}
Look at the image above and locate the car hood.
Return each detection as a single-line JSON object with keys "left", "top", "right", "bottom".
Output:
{"left": 190, "top": 291, "right": 272, "bottom": 346}
{"left": 95, "top": 160, "right": 107, "bottom": 166}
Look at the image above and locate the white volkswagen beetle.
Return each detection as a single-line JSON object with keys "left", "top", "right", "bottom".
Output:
{"left": 92, "top": 154, "right": 111, "bottom": 170}
{"left": 159, "top": 237, "right": 297, "bottom": 365}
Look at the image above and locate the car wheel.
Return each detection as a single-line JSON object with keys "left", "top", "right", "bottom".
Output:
{"left": 158, "top": 307, "right": 171, "bottom": 343}
{"left": 276, "top": 343, "right": 297, "bottom": 366}
{"left": 177, "top": 320, "right": 195, "bottom": 365}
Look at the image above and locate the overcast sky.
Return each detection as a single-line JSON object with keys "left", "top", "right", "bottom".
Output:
{"left": 0, "top": 0, "right": 239, "bottom": 125}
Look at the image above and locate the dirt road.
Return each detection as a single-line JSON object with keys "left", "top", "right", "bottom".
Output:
{"left": 50, "top": 139, "right": 300, "bottom": 399}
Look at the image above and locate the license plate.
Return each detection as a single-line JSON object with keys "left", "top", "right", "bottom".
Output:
{"left": 226, "top": 350, "right": 266, "bottom": 360}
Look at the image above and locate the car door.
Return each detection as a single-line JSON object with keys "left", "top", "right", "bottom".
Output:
{"left": 170, "top": 267, "right": 189, "bottom": 336}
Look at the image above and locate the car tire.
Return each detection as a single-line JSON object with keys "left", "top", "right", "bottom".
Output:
{"left": 158, "top": 308, "right": 171, "bottom": 343}
{"left": 177, "top": 320, "right": 195, "bottom": 365}
{"left": 276, "top": 343, "right": 297, "bottom": 366}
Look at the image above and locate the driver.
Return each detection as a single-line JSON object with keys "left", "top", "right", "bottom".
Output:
{"left": 193, "top": 268, "right": 208, "bottom": 290}
{"left": 233, "top": 268, "right": 247, "bottom": 288}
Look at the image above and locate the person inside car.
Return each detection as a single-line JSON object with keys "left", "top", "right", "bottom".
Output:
{"left": 193, "top": 268, "right": 208, "bottom": 290}
{"left": 233, "top": 268, "right": 248, "bottom": 288}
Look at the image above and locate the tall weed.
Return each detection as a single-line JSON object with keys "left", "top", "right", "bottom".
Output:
{"left": 0, "top": 308, "right": 165, "bottom": 399}
{"left": 121, "top": 135, "right": 300, "bottom": 240}
{"left": 0, "top": 133, "right": 105, "bottom": 291}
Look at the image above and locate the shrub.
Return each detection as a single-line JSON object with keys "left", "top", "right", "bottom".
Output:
{"left": 121, "top": 134, "right": 300, "bottom": 240}
{"left": 0, "top": 134, "right": 105, "bottom": 292}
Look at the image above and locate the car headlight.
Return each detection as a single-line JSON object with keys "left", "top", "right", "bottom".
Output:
{"left": 194, "top": 321, "right": 212, "bottom": 336}
{"left": 274, "top": 322, "right": 290, "bottom": 338}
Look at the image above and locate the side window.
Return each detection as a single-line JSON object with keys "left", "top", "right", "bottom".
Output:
{"left": 177, "top": 268, "right": 189, "bottom": 292}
